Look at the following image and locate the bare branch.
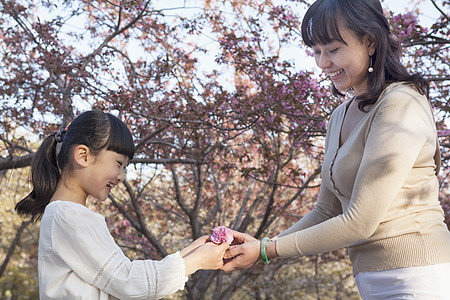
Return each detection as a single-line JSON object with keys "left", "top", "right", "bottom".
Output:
{"left": 0, "top": 155, "right": 33, "bottom": 171}
{"left": 0, "top": 220, "right": 32, "bottom": 279}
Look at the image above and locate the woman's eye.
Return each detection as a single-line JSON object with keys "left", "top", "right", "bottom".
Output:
{"left": 311, "top": 47, "right": 320, "bottom": 55}
{"left": 329, "top": 48, "right": 339, "bottom": 53}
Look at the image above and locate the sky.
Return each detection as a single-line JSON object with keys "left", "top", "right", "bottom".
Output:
{"left": 383, "top": 0, "right": 438, "bottom": 27}
{"left": 153, "top": 0, "right": 440, "bottom": 26}
{"left": 151, "top": 0, "right": 442, "bottom": 73}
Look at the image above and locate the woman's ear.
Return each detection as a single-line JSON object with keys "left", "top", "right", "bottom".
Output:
{"left": 365, "top": 35, "right": 376, "bottom": 56}
{"left": 73, "top": 145, "right": 91, "bottom": 167}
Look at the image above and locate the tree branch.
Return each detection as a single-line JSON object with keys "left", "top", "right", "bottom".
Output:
{"left": 0, "top": 155, "right": 33, "bottom": 171}
{"left": 125, "top": 180, "right": 169, "bottom": 258}
{"left": 0, "top": 220, "right": 32, "bottom": 279}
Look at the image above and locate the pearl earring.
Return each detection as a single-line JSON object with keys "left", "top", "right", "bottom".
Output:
{"left": 368, "top": 56, "right": 374, "bottom": 73}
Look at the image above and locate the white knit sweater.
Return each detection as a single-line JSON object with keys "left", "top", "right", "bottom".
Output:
{"left": 38, "top": 201, "right": 188, "bottom": 299}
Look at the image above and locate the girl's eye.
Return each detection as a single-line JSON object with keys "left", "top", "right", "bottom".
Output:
{"left": 117, "top": 161, "right": 123, "bottom": 167}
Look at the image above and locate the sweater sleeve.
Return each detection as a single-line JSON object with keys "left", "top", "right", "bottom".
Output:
{"left": 277, "top": 182, "right": 342, "bottom": 238}
{"left": 277, "top": 105, "right": 344, "bottom": 238}
{"left": 51, "top": 204, "right": 188, "bottom": 299}
{"left": 276, "top": 89, "right": 433, "bottom": 257}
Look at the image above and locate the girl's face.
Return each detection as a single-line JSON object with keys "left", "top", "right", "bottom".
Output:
{"left": 83, "top": 150, "right": 129, "bottom": 201}
{"left": 312, "top": 25, "right": 374, "bottom": 96}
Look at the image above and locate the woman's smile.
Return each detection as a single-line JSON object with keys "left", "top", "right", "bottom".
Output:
{"left": 328, "top": 69, "right": 344, "bottom": 80}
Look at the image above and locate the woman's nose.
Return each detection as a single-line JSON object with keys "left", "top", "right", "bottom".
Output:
{"left": 316, "top": 53, "right": 331, "bottom": 69}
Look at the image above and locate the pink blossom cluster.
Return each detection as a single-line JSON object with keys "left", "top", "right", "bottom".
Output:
{"left": 437, "top": 129, "right": 450, "bottom": 137}
{"left": 210, "top": 226, "right": 234, "bottom": 244}
{"left": 269, "top": 5, "right": 297, "bottom": 24}
{"left": 392, "top": 12, "right": 419, "bottom": 38}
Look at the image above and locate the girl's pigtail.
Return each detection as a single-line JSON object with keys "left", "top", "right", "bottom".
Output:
{"left": 15, "top": 133, "right": 61, "bottom": 221}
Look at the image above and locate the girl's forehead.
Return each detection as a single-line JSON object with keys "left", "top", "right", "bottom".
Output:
{"left": 106, "top": 150, "right": 127, "bottom": 158}
{"left": 95, "top": 149, "right": 125, "bottom": 160}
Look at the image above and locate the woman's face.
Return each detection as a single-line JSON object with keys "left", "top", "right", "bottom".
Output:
{"left": 312, "top": 25, "right": 375, "bottom": 96}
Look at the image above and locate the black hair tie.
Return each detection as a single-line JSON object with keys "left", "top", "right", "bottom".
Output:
{"left": 54, "top": 129, "right": 66, "bottom": 143}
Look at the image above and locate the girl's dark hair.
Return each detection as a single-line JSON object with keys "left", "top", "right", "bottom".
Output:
{"left": 15, "top": 110, "right": 135, "bottom": 221}
{"left": 301, "top": 0, "right": 429, "bottom": 111}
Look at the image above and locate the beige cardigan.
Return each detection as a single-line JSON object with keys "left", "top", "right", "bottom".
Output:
{"left": 276, "top": 83, "right": 450, "bottom": 276}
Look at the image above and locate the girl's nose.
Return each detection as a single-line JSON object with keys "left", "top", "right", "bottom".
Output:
{"left": 117, "top": 168, "right": 126, "bottom": 182}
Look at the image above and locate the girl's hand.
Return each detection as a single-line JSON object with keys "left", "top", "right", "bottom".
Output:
{"left": 183, "top": 242, "right": 230, "bottom": 276}
{"left": 180, "top": 235, "right": 209, "bottom": 257}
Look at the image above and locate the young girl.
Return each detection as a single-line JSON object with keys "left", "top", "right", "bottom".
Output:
{"left": 15, "top": 110, "right": 229, "bottom": 299}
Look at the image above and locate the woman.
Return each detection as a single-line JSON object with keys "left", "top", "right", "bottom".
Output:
{"left": 222, "top": 0, "right": 450, "bottom": 298}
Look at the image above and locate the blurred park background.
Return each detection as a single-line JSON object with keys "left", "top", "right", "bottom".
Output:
{"left": 1, "top": 0, "right": 449, "bottom": 299}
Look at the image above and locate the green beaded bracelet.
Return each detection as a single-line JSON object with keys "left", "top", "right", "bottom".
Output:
{"left": 260, "top": 237, "right": 271, "bottom": 264}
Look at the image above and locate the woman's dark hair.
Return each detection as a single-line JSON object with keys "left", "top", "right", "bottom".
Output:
{"left": 301, "top": 0, "right": 429, "bottom": 111}
{"left": 15, "top": 110, "right": 135, "bottom": 221}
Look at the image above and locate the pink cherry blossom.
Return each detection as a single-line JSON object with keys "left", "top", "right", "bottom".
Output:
{"left": 210, "top": 226, "right": 234, "bottom": 244}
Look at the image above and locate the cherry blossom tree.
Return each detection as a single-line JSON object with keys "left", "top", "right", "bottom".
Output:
{"left": 1, "top": 0, "right": 449, "bottom": 298}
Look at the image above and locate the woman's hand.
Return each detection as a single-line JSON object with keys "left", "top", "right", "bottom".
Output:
{"left": 220, "top": 230, "right": 260, "bottom": 272}
{"left": 221, "top": 230, "right": 279, "bottom": 272}
{"left": 221, "top": 240, "right": 261, "bottom": 272}
{"left": 229, "top": 230, "right": 257, "bottom": 246}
